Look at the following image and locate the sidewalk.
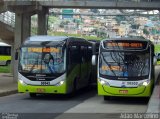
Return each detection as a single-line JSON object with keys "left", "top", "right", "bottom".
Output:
{"left": 146, "top": 75, "right": 160, "bottom": 113}
{"left": 0, "top": 73, "right": 17, "bottom": 97}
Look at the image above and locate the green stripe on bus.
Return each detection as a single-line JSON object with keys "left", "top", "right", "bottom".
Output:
{"left": 0, "top": 56, "right": 11, "bottom": 61}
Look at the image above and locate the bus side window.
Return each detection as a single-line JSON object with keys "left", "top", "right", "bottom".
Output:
{"left": 87, "top": 46, "right": 92, "bottom": 62}
{"left": 6, "top": 47, "right": 11, "bottom": 55}
{"left": 81, "top": 46, "right": 88, "bottom": 63}
{"left": 69, "top": 46, "right": 80, "bottom": 65}
{"left": 0, "top": 47, "right": 2, "bottom": 55}
{"left": 0, "top": 46, "right": 4, "bottom": 55}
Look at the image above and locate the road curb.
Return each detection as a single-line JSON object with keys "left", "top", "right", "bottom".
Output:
{"left": 0, "top": 90, "right": 18, "bottom": 97}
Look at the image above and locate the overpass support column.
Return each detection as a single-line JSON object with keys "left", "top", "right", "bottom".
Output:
{"left": 159, "top": 10, "right": 160, "bottom": 21}
{"left": 13, "top": 13, "right": 31, "bottom": 82}
{"left": 38, "top": 7, "right": 48, "bottom": 35}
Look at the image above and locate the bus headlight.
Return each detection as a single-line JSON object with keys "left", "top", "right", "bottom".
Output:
{"left": 19, "top": 79, "right": 27, "bottom": 85}
{"left": 138, "top": 80, "right": 150, "bottom": 87}
{"left": 143, "top": 82, "right": 148, "bottom": 86}
{"left": 56, "top": 81, "right": 64, "bottom": 86}
{"left": 99, "top": 79, "right": 110, "bottom": 86}
{"left": 100, "top": 80, "right": 105, "bottom": 85}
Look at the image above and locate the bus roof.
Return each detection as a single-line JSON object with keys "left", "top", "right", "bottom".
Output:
{"left": 26, "top": 35, "right": 68, "bottom": 42}
{"left": 0, "top": 42, "right": 11, "bottom": 46}
{"left": 23, "top": 35, "right": 91, "bottom": 46}
{"left": 101, "top": 36, "right": 151, "bottom": 43}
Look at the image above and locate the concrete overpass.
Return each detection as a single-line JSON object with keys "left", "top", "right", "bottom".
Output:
{"left": 1, "top": 0, "right": 160, "bottom": 10}
{"left": 0, "top": 0, "right": 160, "bottom": 81}
{"left": 0, "top": 12, "right": 14, "bottom": 44}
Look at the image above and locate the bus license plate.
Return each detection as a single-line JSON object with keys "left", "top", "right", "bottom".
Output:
{"left": 119, "top": 90, "right": 128, "bottom": 94}
{"left": 37, "top": 88, "right": 45, "bottom": 93}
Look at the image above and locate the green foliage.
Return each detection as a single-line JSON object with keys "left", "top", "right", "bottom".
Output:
{"left": 143, "top": 28, "right": 150, "bottom": 35}
{"left": 48, "top": 16, "right": 58, "bottom": 23}
{"left": 131, "top": 24, "right": 140, "bottom": 29}
{"left": 151, "top": 17, "right": 159, "bottom": 21}
{"left": 0, "top": 65, "right": 11, "bottom": 73}
{"left": 31, "top": 27, "right": 37, "bottom": 35}
{"left": 47, "top": 31, "right": 102, "bottom": 40}
{"left": 59, "top": 21, "right": 70, "bottom": 28}
{"left": 48, "top": 16, "right": 59, "bottom": 29}
{"left": 115, "top": 16, "right": 127, "bottom": 24}
{"left": 154, "top": 44, "right": 160, "bottom": 53}
{"left": 155, "top": 45, "right": 160, "bottom": 65}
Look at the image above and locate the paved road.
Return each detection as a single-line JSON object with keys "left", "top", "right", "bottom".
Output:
{"left": 0, "top": 65, "right": 159, "bottom": 119}
{"left": 0, "top": 88, "right": 147, "bottom": 119}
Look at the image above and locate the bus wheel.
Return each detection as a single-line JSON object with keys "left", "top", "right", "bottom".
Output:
{"left": 104, "top": 96, "right": 110, "bottom": 100}
{"left": 69, "top": 79, "right": 77, "bottom": 97}
{"left": 88, "top": 73, "right": 92, "bottom": 85}
{"left": 29, "top": 93, "right": 36, "bottom": 97}
{"left": 73, "top": 79, "right": 77, "bottom": 93}
{"left": 71, "top": 79, "right": 77, "bottom": 95}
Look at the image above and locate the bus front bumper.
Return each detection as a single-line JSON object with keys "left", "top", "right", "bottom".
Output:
{"left": 98, "top": 82, "right": 152, "bottom": 97}
{"left": 18, "top": 81, "right": 67, "bottom": 94}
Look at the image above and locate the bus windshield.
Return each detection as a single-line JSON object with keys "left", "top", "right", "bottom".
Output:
{"left": 99, "top": 51, "right": 150, "bottom": 80}
{"left": 19, "top": 46, "right": 65, "bottom": 74}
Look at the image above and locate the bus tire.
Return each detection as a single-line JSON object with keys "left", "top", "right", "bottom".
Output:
{"left": 29, "top": 93, "right": 36, "bottom": 97}
{"left": 104, "top": 96, "right": 110, "bottom": 100}
{"left": 71, "top": 79, "right": 77, "bottom": 95}
{"left": 88, "top": 73, "right": 92, "bottom": 84}
{"left": 73, "top": 79, "right": 77, "bottom": 93}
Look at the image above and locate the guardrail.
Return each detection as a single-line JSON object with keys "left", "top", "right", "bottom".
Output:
{"left": 0, "top": 11, "right": 15, "bottom": 28}
{"left": 0, "top": 11, "right": 37, "bottom": 35}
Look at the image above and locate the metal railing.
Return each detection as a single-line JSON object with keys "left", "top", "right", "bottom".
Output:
{"left": 0, "top": 11, "right": 37, "bottom": 35}
{"left": 0, "top": 11, "right": 15, "bottom": 28}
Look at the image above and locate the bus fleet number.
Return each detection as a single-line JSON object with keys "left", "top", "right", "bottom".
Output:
{"left": 127, "top": 82, "right": 138, "bottom": 86}
{"left": 41, "top": 81, "right": 50, "bottom": 85}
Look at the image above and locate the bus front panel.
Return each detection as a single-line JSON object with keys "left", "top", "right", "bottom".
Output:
{"left": 98, "top": 44, "right": 153, "bottom": 97}
{"left": 98, "top": 78, "right": 154, "bottom": 97}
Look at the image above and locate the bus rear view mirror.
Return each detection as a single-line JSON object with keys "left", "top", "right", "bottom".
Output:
{"left": 92, "top": 55, "right": 97, "bottom": 66}
{"left": 157, "top": 53, "right": 160, "bottom": 61}
{"left": 153, "top": 56, "right": 157, "bottom": 65}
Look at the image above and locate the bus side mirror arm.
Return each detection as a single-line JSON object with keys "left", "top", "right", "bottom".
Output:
{"left": 15, "top": 51, "right": 18, "bottom": 60}
{"left": 92, "top": 55, "right": 97, "bottom": 66}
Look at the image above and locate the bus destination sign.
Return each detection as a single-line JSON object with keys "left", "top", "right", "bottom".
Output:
{"left": 28, "top": 47, "right": 59, "bottom": 53}
{"left": 104, "top": 40, "right": 147, "bottom": 50}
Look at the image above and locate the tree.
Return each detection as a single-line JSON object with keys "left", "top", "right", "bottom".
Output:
{"left": 115, "top": 16, "right": 127, "bottom": 24}
{"left": 131, "top": 24, "right": 140, "bottom": 29}
{"left": 143, "top": 28, "right": 150, "bottom": 35}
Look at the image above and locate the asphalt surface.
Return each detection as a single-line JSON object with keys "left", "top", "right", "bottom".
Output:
{"left": 0, "top": 65, "right": 159, "bottom": 119}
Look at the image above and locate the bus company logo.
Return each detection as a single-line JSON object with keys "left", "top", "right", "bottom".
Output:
{"left": 118, "top": 77, "right": 128, "bottom": 80}
{"left": 121, "top": 82, "right": 126, "bottom": 87}
{"left": 36, "top": 74, "right": 46, "bottom": 77}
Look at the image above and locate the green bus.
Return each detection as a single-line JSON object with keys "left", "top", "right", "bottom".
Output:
{"left": 92, "top": 37, "right": 156, "bottom": 100}
{"left": 18, "top": 36, "right": 92, "bottom": 97}
{"left": 0, "top": 42, "right": 11, "bottom": 66}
